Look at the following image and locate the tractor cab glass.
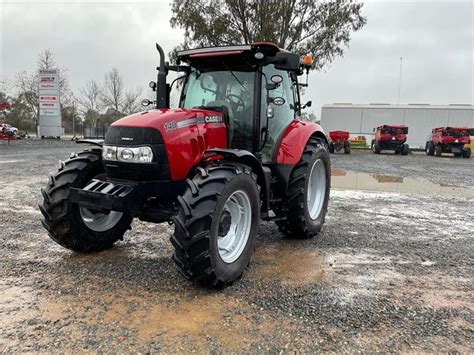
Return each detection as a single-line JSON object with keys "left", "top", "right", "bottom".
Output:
{"left": 260, "top": 64, "right": 296, "bottom": 162}
{"left": 181, "top": 68, "right": 255, "bottom": 151}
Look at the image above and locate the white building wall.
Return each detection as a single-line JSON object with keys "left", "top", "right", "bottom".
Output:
{"left": 321, "top": 104, "right": 474, "bottom": 148}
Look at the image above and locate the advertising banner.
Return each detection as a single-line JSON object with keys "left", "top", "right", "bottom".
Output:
{"left": 38, "top": 69, "right": 62, "bottom": 137}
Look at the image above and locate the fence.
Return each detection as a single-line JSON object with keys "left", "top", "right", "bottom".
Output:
{"left": 83, "top": 125, "right": 109, "bottom": 139}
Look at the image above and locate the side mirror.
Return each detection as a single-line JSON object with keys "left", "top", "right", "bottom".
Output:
{"left": 403, "top": 127, "right": 409, "bottom": 134}
{"left": 273, "top": 52, "right": 300, "bottom": 71}
{"left": 141, "top": 99, "right": 153, "bottom": 107}
{"left": 301, "top": 100, "right": 312, "bottom": 109}
{"left": 149, "top": 81, "right": 157, "bottom": 92}
{"left": 469, "top": 128, "right": 474, "bottom": 136}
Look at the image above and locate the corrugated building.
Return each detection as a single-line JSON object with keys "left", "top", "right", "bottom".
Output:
{"left": 321, "top": 103, "right": 474, "bottom": 148}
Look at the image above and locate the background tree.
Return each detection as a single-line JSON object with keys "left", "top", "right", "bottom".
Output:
{"left": 170, "top": 0, "right": 367, "bottom": 69}
{"left": 101, "top": 68, "right": 124, "bottom": 120}
{"left": 78, "top": 80, "right": 102, "bottom": 127}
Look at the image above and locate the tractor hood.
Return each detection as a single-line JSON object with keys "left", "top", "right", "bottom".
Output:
{"left": 106, "top": 108, "right": 228, "bottom": 181}
{"left": 111, "top": 108, "right": 225, "bottom": 135}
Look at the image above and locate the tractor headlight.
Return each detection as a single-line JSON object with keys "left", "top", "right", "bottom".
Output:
{"left": 102, "top": 145, "right": 154, "bottom": 163}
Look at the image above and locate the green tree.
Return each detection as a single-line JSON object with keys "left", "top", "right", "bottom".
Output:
{"left": 170, "top": 0, "right": 366, "bottom": 69}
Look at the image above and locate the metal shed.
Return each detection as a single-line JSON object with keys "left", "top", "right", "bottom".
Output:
{"left": 320, "top": 103, "right": 474, "bottom": 148}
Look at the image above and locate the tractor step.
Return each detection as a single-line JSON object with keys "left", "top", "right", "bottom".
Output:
{"left": 70, "top": 179, "right": 137, "bottom": 212}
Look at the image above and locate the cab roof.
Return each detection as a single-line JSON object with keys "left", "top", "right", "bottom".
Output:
{"left": 377, "top": 124, "right": 407, "bottom": 129}
{"left": 177, "top": 42, "right": 286, "bottom": 60}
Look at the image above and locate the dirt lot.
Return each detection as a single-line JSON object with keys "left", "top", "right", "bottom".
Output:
{"left": 1, "top": 140, "right": 473, "bottom": 352}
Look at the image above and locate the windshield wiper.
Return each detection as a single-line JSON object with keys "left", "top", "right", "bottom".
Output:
{"left": 222, "top": 62, "right": 246, "bottom": 90}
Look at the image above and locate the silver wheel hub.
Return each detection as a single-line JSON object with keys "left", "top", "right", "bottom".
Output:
{"left": 217, "top": 190, "right": 252, "bottom": 263}
{"left": 79, "top": 207, "right": 123, "bottom": 233}
{"left": 307, "top": 159, "right": 327, "bottom": 220}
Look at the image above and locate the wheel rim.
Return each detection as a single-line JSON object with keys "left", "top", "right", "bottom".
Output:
{"left": 307, "top": 159, "right": 327, "bottom": 220}
{"left": 79, "top": 207, "right": 123, "bottom": 233}
{"left": 217, "top": 190, "right": 252, "bottom": 264}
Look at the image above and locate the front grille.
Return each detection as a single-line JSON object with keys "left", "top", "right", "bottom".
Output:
{"left": 103, "top": 126, "right": 170, "bottom": 181}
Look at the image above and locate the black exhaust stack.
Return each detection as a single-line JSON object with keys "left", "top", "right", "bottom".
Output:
{"left": 155, "top": 43, "right": 169, "bottom": 109}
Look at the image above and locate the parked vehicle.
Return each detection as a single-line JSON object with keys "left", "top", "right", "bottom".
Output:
{"left": 39, "top": 42, "right": 331, "bottom": 288}
{"left": 0, "top": 123, "right": 18, "bottom": 135}
{"left": 371, "top": 125, "right": 409, "bottom": 155}
{"left": 426, "top": 127, "right": 473, "bottom": 158}
{"left": 329, "top": 130, "right": 351, "bottom": 154}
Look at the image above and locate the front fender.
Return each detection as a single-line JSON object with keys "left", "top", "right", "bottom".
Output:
{"left": 276, "top": 120, "right": 328, "bottom": 165}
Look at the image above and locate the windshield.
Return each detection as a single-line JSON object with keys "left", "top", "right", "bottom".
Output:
{"left": 443, "top": 129, "right": 468, "bottom": 137}
{"left": 381, "top": 127, "right": 404, "bottom": 135}
{"left": 181, "top": 68, "right": 255, "bottom": 150}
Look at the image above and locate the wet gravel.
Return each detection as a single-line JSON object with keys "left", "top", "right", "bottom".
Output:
{"left": 1, "top": 139, "right": 473, "bottom": 352}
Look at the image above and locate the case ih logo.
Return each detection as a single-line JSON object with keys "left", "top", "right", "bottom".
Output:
{"left": 204, "top": 115, "right": 223, "bottom": 123}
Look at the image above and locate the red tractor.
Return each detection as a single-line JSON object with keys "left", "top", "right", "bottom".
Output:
{"left": 425, "top": 127, "right": 473, "bottom": 158}
{"left": 39, "top": 43, "right": 331, "bottom": 287}
{"left": 328, "top": 130, "right": 351, "bottom": 154}
{"left": 371, "top": 125, "right": 409, "bottom": 155}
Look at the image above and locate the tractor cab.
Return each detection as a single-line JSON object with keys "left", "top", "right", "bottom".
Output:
{"left": 164, "top": 42, "right": 312, "bottom": 163}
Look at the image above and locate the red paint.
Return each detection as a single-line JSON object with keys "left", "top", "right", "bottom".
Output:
{"left": 112, "top": 108, "right": 227, "bottom": 180}
{"left": 0, "top": 102, "right": 11, "bottom": 110}
{"left": 276, "top": 120, "right": 327, "bottom": 165}
{"left": 374, "top": 125, "right": 408, "bottom": 143}
{"left": 329, "top": 130, "right": 350, "bottom": 143}
{"left": 430, "top": 127, "right": 471, "bottom": 145}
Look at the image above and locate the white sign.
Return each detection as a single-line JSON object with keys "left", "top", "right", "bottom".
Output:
{"left": 40, "top": 109, "right": 60, "bottom": 116}
{"left": 38, "top": 68, "right": 62, "bottom": 137}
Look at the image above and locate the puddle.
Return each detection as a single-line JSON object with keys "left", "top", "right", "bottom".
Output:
{"left": 331, "top": 171, "right": 473, "bottom": 197}
{"left": 252, "top": 242, "right": 325, "bottom": 286}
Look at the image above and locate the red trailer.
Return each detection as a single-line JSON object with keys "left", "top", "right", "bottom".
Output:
{"left": 329, "top": 130, "right": 351, "bottom": 154}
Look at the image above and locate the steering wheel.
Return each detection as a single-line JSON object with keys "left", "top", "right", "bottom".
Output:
{"left": 225, "top": 94, "right": 245, "bottom": 112}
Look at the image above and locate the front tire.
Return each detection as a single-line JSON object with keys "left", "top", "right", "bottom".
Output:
{"left": 39, "top": 149, "right": 133, "bottom": 252}
{"left": 435, "top": 144, "right": 442, "bottom": 157}
{"left": 277, "top": 138, "right": 330, "bottom": 239}
{"left": 171, "top": 162, "right": 260, "bottom": 287}
{"left": 426, "top": 142, "right": 434, "bottom": 156}
{"left": 329, "top": 142, "right": 335, "bottom": 154}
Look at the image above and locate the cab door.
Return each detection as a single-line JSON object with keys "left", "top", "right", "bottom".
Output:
{"left": 260, "top": 65, "right": 297, "bottom": 163}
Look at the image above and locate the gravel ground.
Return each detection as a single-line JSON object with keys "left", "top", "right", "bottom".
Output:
{"left": 1, "top": 139, "right": 473, "bottom": 352}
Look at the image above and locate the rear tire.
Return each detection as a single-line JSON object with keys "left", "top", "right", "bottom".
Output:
{"left": 171, "top": 162, "right": 260, "bottom": 288}
{"left": 426, "top": 142, "right": 434, "bottom": 156}
{"left": 39, "top": 149, "right": 133, "bottom": 252}
{"left": 276, "top": 138, "right": 330, "bottom": 239}
{"left": 463, "top": 147, "right": 471, "bottom": 158}
{"left": 434, "top": 145, "right": 442, "bottom": 157}
{"left": 401, "top": 143, "right": 409, "bottom": 155}
{"left": 373, "top": 142, "right": 381, "bottom": 154}
{"left": 344, "top": 141, "right": 351, "bottom": 154}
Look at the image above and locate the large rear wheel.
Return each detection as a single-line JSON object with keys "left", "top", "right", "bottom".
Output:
{"left": 463, "top": 147, "right": 471, "bottom": 159}
{"left": 171, "top": 162, "right": 260, "bottom": 287}
{"left": 39, "top": 149, "right": 133, "bottom": 252}
{"left": 277, "top": 137, "right": 330, "bottom": 239}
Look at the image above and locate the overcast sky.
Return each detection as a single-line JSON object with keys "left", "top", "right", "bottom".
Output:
{"left": 1, "top": 0, "right": 473, "bottom": 118}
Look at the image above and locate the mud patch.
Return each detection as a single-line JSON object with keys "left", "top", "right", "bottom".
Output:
{"left": 251, "top": 241, "right": 325, "bottom": 286}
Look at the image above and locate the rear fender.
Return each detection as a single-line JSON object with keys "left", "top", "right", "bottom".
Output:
{"left": 204, "top": 148, "right": 269, "bottom": 215}
{"left": 276, "top": 120, "right": 328, "bottom": 165}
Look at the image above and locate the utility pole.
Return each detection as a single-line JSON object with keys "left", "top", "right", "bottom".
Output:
{"left": 397, "top": 57, "right": 403, "bottom": 105}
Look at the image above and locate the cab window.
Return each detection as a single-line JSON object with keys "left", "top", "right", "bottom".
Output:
{"left": 260, "top": 65, "right": 296, "bottom": 163}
